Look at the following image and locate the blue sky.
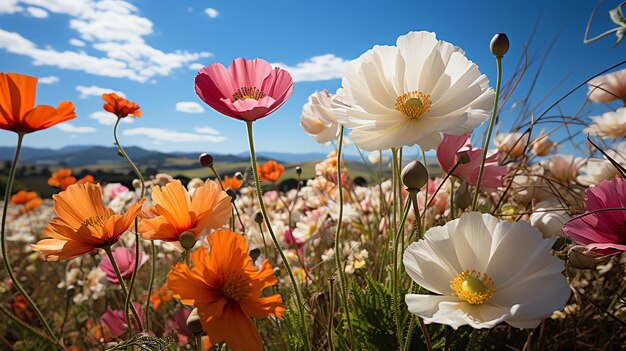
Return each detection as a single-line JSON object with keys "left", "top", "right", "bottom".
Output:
{"left": 0, "top": 0, "right": 624, "bottom": 156}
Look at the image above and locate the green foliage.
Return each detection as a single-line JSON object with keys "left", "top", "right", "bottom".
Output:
{"left": 105, "top": 334, "right": 178, "bottom": 351}
{"left": 281, "top": 298, "right": 308, "bottom": 351}
{"left": 349, "top": 275, "right": 399, "bottom": 350}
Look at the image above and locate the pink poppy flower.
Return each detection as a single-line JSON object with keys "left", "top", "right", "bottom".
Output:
{"left": 195, "top": 58, "right": 294, "bottom": 121}
{"left": 436, "top": 133, "right": 508, "bottom": 191}
{"left": 101, "top": 302, "right": 144, "bottom": 338}
{"left": 99, "top": 247, "right": 143, "bottom": 284}
{"left": 563, "top": 177, "right": 626, "bottom": 254}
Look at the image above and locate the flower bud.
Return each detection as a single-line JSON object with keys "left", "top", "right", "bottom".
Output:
{"left": 226, "top": 189, "right": 237, "bottom": 202}
{"left": 296, "top": 166, "right": 302, "bottom": 175}
{"left": 234, "top": 171, "right": 244, "bottom": 181}
{"left": 453, "top": 183, "right": 472, "bottom": 209}
{"left": 401, "top": 160, "right": 428, "bottom": 190}
{"left": 254, "top": 212, "right": 264, "bottom": 224}
{"left": 132, "top": 178, "right": 142, "bottom": 190}
{"left": 567, "top": 245, "right": 612, "bottom": 269}
{"left": 532, "top": 136, "right": 553, "bottom": 157}
{"left": 199, "top": 153, "right": 214, "bottom": 168}
{"left": 186, "top": 308, "right": 203, "bottom": 336}
{"left": 490, "top": 33, "right": 509, "bottom": 57}
{"left": 456, "top": 151, "right": 471, "bottom": 165}
{"left": 178, "top": 231, "right": 197, "bottom": 251}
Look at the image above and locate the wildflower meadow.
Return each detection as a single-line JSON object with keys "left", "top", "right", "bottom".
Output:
{"left": 1, "top": 1, "right": 626, "bottom": 350}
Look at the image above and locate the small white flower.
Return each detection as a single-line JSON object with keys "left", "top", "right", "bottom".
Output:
{"left": 403, "top": 212, "right": 570, "bottom": 329}
{"left": 300, "top": 89, "right": 342, "bottom": 144}
{"left": 338, "top": 31, "right": 494, "bottom": 151}
{"left": 584, "top": 107, "right": 626, "bottom": 139}
{"left": 587, "top": 68, "right": 626, "bottom": 103}
{"left": 542, "top": 154, "right": 586, "bottom": 183}
{"left": 529, "top": 199, "right": 571, "bottom": 239}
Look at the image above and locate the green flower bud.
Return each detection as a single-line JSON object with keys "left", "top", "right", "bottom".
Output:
{"left": 401, "top": 160, "right": 428, "bottom": 190}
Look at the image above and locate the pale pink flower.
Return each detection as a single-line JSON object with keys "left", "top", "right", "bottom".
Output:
{"left": 437, "top": 133, "right": 508, "bottom": 191}
{"left": 99, "top": 247, "right": 144, "bottom": 284}
{"left": 494, "top": 132, "right": 529, "bottom": 159}
{"left": 542, "top": 154, "right": 586, "bottom": 183}
{"left": 587, "top": 68, "right": 626, "bottom": 103}
{"left": 195, "top": 58, "right": 294, "bottom": 121}
{"left": 563, "top": 177, "right": 626, "bottom": 253}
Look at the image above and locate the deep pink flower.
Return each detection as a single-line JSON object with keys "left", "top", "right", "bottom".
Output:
{"left": 563, "top": 178, "right": 626, "bottom": 253}
{"left": 101, "top": 302, "right": 144, "bottom": 338}
{"left": 195, "top": 58, "right": 294, "bottom": 121}
{"left": 99, "top": 247, "right": 143, "bottom": 284}
{"left": 436, "top": 133, "right": 508, "bottom": 191}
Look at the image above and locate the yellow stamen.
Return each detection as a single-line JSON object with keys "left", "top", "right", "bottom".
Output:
{"left": 222, "top": 273, "right": 252, "bottom": 301}
{"left": 450, "top": 270, "right": 496, "bottom": 305}
{"left": 232, "top": 87, "right": 266, "bottom": 101}
{"left": 395, "top": 91, "right": 432, "bottom": 119}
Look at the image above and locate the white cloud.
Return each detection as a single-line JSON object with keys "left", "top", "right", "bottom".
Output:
{"left": 0, "top": 1, "right": 212, "bottom": 82}
{"left": 176, "top": 101, "right": 204, "bottom": 114}
{"left": 273, "top": 54, "right": 348, "bottom": 82}
{"left": 39, "top": 75, "right": 59, "bottom": 84}
{"left": 0, "top": 0, "right": 22, "bottom": 14}
{"left": 194, "top": 126, "right": 220, "bottom": 135}
{"left": 89, "top": 111, "right": 134, "bottom": 125}
{"left": 204, "top": 8, "right": 218, "bottom": 18}
{"left": 25, "top": 6, "right": 48, "bottom": 18}
{"left": 56, "top": 123, "right": 97, "bottom": 133}
{"left": 76, "top": 85, "right": 125, "bottom": 99}
{"left": 188, "top": 62, "right": 204, "bottom": 70}
{"left": 122, "top": 127, "right": 226, "bottom": 143}
{"left": 69, "top": 38, "right": 85, "bottom": 47}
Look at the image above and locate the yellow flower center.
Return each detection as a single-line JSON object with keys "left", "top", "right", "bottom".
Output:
{"left": 450, "top": 270, "right": 496, "bottom": 305}
{"left": 395, "top": 91, "right": 432, "bottom": 119}
{"left": 222, "top": 273, "right": 252, "bottom": 301}
{"left": 232, "top": 86, "right": 267, "bottom": 101}
{"left": 82, "top": 213, "right": 112, "bottom": 228}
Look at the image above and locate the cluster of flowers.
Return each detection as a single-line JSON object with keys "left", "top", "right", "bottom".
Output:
{"left": 1, "top": 30, "right": 625, "bottom": 351}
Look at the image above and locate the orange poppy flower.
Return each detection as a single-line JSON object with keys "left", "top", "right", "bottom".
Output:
{"left": 12, "top": 295, "right": 36, "bottom": 321}
{"left": 78, "top": 174, "right": 95, "bottom": 185}
{"left": 148, "top": 283, "right": 173, "bottom": 311}
{"left": 138, "top": 179, "right": 231, "bottom": 242}
{"left": 21, "top": 197, "right": 42, "bottom": 214}
{"left": 10, "top": 190, "right": 37, "bottom": 205}
{"left": 0, "top": 73, "right": 76, "bottom": 134}
{"left": 222, "top": 175, "right": 243, "bottom": 191}
{"left": 257, "top": 160, "right": 284, "bottom": 182}
{"left": 48, "top": 169, "right": 73, "bottom": 187}
{"left": 102, "top": 93, "right": 142, "bottom": 118}
{"left": 167, "top": 229, "right": 286, "bottom": 350}
{"left": 31, "top": 183, "right": 144, "bottom": 261}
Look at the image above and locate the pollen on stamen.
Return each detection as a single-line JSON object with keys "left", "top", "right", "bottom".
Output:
{"left": 232, "top": 86, "right": 267, "bottom": 101}
{"left": 450, "top": 270, "right": 496, "bottom": 305}
{"left": 395, "top": 91, "right": 432, "bottom": 119}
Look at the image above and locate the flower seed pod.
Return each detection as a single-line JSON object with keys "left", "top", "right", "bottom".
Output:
{"left": 226, "top": 189, "right": 237, "bottom": 202}
{"left": 199, "top": 153, "right": 214, "bottom": 168}
{"left": 254, "top": 212, "right": 264, "bottom": 224}
{"left": 234, "top": 171, "right": 244, "bottom": 181}
{"left": 456, "top": 151, "right": 471, "bottom": 164}
{"left": 453, "top": 183, "right": 472, "bottom": 210}
{"left": 490, "top": 33, "right": 510, "bottom": 58}
{"left": 179, "top": 231, "right": 197, "bottom": 251}
{"left": 401, "top": 160, "right": 428, "bottom": 190}
{"left": 296, "top": 166, "right": 302, "bottom": 175}
{"left": 567, "top": 245, "right": 613, "bottom": 269}
{"left": 186, "top": 308, "right": 203, "bottom": 336}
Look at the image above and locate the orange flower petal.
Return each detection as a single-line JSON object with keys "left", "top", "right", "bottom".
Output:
{"left": 30, "top": 239, "right": 94, "bottom": 261}
{"left": 53, "top": 183, "right": 107, "bottom": 228}
{"left": 201, "top": 304, "right": 263, "bottom": 351}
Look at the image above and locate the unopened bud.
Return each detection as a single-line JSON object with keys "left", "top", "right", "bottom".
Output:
{"left": 234, "top": 172, "right": 244, "bottom": 181}
{"left": 456, "top": 151, "right": 471, "bottom": 164}
{"left": 226, "top": 189, "right": 237, "bottom": 202}
{"left": 249, "top": 248, "right": 261, "bottom": 262}
{"left": 401, "top": 160, "right": 428, "bottom": 190}
{"left": 178, "top": 231, "right": 197, "bottom": 251}
{"left": 65, "top": 285, "right": 76, "bottom": 298}
{"left": 532, "top": 137, "right": 553, "bottom": 157}
{"left": 568, "top": 245, "right": 612, "bottom": 269}
{"left": 453, "top": 183, "right": 472, "bottom": 209}
{"left": 254, "top": 212, "right": 264, "bottom": 224}
{"left": 186, "top": 308, "right": 203, "bottom": 336}
{"left": 490, "top": 33, "right": 509, "bottom": 58}
{"left": 296, "top": 166, "right": 302, "bottom": 175}
{"left": 199, "top": 153, "right": 214, "bottom": 168}
{"left": 132, "top": 179, "right": 142, "bottom": 190}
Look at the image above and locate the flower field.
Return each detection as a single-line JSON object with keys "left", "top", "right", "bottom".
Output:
{"left": 2, "top": 5, "right": 626, "bottom": 351}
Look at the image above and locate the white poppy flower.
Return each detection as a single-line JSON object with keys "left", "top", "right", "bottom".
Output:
{"left": 338, "top": 31, "right": 495, "bottom": 151}
{"left": 587, "top": 68, "right": 626, "bottom": 103}
{"left": 584, "top": 107, "right": 626, "bottom": 139}
{"left": 300, "top": 89, "right": 342, "bottom": 144}
{"left": 403, "top": 212, "right": 570, "bottom": 329}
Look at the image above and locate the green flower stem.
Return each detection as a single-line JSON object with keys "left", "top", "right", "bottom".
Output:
{"left": 0, "top": 305, "right": 60, "bottom": 347}
{"left": 332, "top": 126, "right": 355, "bottom": 347}
{"left": 244, "top": 120, "right": 311, "bottom": 351}
{"left": 113, "top": 118, "right": 146, "bottom": 332}
{"left": 472, "top": 55, "right": 503, "bottom": 210}
{"left": 393, "top": 197, "right": 412, "bottom": 349}
{"left": 209, "top": 165, "right": 235, "bottom": 230}
{"left": 103, "top": 245, "right": 143, "bottom": 333}
{"left": 1, "top": 133, "right": 64, "bottom": 350}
